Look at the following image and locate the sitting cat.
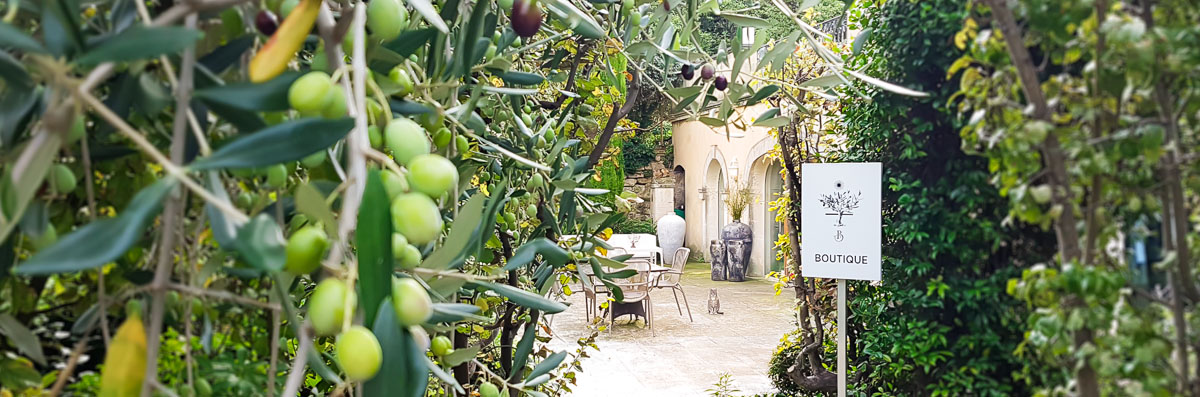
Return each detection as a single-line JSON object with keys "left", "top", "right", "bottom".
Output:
{"left": 707, "top": 288, "right": 723, "bottom": 315}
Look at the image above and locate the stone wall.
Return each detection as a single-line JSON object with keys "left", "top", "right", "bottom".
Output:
{"left": 623, "top": 160, "right": 674, "bottom": 221}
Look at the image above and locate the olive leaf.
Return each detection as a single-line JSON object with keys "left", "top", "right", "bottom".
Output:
{"left": 357, "top": 171, "right": 393, "bottom": 328}
{"left": 468, "top": 281, "right": 567, "bottom": 314}
{"left": 16, "top": 178, "right": 176, "bottom": 275}
{"left": 194, "top": 72, "right": 302, "bottom": 112}
{"left": 76, "top": 26, "right": 204, "bottom": 66}
{"left": 365, "top": 299, "right": 430, "bottom": 397}
{"left": 188, "top": 117, "right": 354, "bottom": 170}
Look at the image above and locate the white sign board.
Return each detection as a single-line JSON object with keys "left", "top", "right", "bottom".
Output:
{"left": 801, "top": 163, "right": 881, "bottom": 281}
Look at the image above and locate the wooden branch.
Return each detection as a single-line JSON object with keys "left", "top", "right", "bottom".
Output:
{"left": 141, "top": 13, "right": 198, "bottom": 396}
{"left": 586, "top": 71, "right": 641, "bottom": 168}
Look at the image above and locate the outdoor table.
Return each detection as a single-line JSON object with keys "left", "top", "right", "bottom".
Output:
{"left": 622, "top": 246, "right": 663, "bottom": 265}
{"left": 583, "top": 263, "right": 670, "bottom": 322}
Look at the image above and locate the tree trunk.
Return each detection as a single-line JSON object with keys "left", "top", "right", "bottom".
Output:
{"left": 982, "top": 1, "right": 1099, "bottom": 395}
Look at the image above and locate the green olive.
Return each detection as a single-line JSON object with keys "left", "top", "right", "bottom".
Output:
{"left": 381, "top": 169, "right": 410, "bottom": 200}
{"left": 30, "top": 227, "right": 57, "bottom": 251}
{"left": 406, "top": 154, "right": 458, "bottom": 198}
{"left": 285, "top": 226, "right": 328, "bottom": 274}
{"left": 301, "top": 150, "right": 327, "bottom": 168}
{"left": 322, "top": 87, "right": 347, "bottom": 118}
{"left": 368, "top": 125, "right": 384, "bottom": 149}
{"left": 279, "top": 0, "right": 299, "bottom": 18}
{"left": 288, "top": 71, "right": 335, "bottom": 114}
{"left": 390, "top": 193, "right": 443, "bottom": 244}
{"left": 237, "top": 191, "right": 256, "bottom": 209}
{"left": 525, "top": 204, "right": 537, "bottom": 218}
{"left": 526, "top": 173, "right": 544, "bottom": 191}
{"left": 195, "top": 379, "right": 212, "bottom": 397}
{"left": 388, "top": 67, "right": 414, "bottom": 97}
{"left": 479, "top": 382, "right": 500, "bottom": 397}
{"left": 265, "top": 164, "right": 288, "bottom": 188}
{"left": 391, "top": 277, "right": 432, "bottom": 326}
{"left": 309, "top": 278, "right": 356, "bottom": 336}
{"left": 48, "top": 164, "right": 76, "bottom": 195}
{"left": 367, "top": 0, "right": 408, "bottom": 41}
{"left": 431, "top": 335, "right": 453, "bottom": 356}
{"left": 385, "top": 117, "right": 431, "bottom": 165}
{"left": 391, "top": 233, "right": 409, "bottom": 260}
{"left": 398, "top": 244, "right": 421, "bottom": 269}
{"left": 336, "top": 326, "right": 383, "bottom": 381}
{"left": 498, "top": 0, "right": 514, "bottom": 10}
{"left": 455, "top": 135, "right": 470, "bottom": 156}
{"left": 417, "top": 111, "right": 444, "bottom": 132}
{"left": 433, "top": 128, "right": 452, "bottom": 149}
{"left": 68, "top": 116, "right": 86, "bottom": 143}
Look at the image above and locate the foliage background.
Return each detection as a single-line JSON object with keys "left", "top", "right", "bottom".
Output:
{"left": 831, "top": 0, "right": 1058, "bottom": 394}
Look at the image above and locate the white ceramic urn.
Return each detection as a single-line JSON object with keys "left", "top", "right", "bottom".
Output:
{"left": 656, "top": 214, "right": 686, "bottom": 265}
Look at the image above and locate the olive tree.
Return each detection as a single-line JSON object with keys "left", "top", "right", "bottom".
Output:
{"left": 0, "top": 0, "right": 917, "bottom": 395}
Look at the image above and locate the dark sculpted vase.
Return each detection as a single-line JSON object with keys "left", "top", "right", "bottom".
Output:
{"left": 721, "top": 220, "right": 752, "bottom": 282}
{"left": 709, "top": 240, "right": 726, "bottom": 281}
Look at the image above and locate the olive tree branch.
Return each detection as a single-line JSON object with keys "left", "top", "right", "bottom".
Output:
{"left": 141, "top": 13, "right": 198, "bottom": 395}
{"left": 586, "top": 70, "right": 640, "bottom": 168}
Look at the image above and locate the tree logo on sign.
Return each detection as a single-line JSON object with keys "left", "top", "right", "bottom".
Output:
{"left": 820, "top": 181, "right": 862, "bottom": 242}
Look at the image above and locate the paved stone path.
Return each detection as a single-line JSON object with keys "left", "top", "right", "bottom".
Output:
{"left": 546, "top": 263, "right": 795, "bottom": 396}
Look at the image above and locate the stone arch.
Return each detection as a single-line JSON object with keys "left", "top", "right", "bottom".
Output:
{"left": 703, "top": 149, "right": 727, "bottom": 258}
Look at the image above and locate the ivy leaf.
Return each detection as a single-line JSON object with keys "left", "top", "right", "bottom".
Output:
{"left": 76, "top": 26, "right": 203, "bottom": 66}
{"left": 0, "top": 23, "right": 47, "bottom": 54}
{"left": 365, "top": 299, "right": 430, "bottom": 397}
{"left": 357, "top": 171, "right": 393, "bottom": 329}
{"left": 16, "top": 179, "right": 176, "bottom": 275}
{"left": 194, "top": 72, "right": 301, "bottom": 112}
{"left": 469, "top": 281, "right": 567, "bottom": 313}
{"left": 189, "top": 118, "right": 353, "bottom": 170}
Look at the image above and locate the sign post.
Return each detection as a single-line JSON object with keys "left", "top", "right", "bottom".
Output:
{"left": 800, "top": 163, "right": 882, "bottom": 397}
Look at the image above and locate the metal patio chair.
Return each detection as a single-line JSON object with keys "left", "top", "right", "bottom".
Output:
{"left": 653, "top": 247, "right": 693, "bottom": 322}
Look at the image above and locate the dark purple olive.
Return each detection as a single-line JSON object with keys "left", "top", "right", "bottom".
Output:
{"left": 663, "top": 0, "right": 670, "bottom": 11}
{"left": 512, "top": 0, "right": 543, "bottom": 38}
{"left": 700, "top": 64, "right": 714, "bottom": 80}
{"left": 680, "top": 64, "right": 694, "bottom": 80}
{"left": 256, "top": 10, "right": 279, "bottom": 36}
{"left": 714, "top": 76, "right": 728, "bottom": 91}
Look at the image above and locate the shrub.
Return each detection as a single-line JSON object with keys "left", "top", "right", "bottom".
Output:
{"left": 767, "top": 328, "right": 805, "bottom": 396}
{"left": 613, "top": 218, "right": 656, "bottom": 235}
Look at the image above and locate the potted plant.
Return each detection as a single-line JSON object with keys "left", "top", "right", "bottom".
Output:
{"left": 721, "top": 177, "right": 755, "bottom": 281}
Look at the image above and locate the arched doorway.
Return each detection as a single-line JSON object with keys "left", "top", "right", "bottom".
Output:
{"left": 673, "top": 165, "right": 686, "bottom": 218}
{"left": 704, "top": 159, "right": 725, "bottom": 255}
{"left": 764, "top": 162, "right": 784, "bottom": 274}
